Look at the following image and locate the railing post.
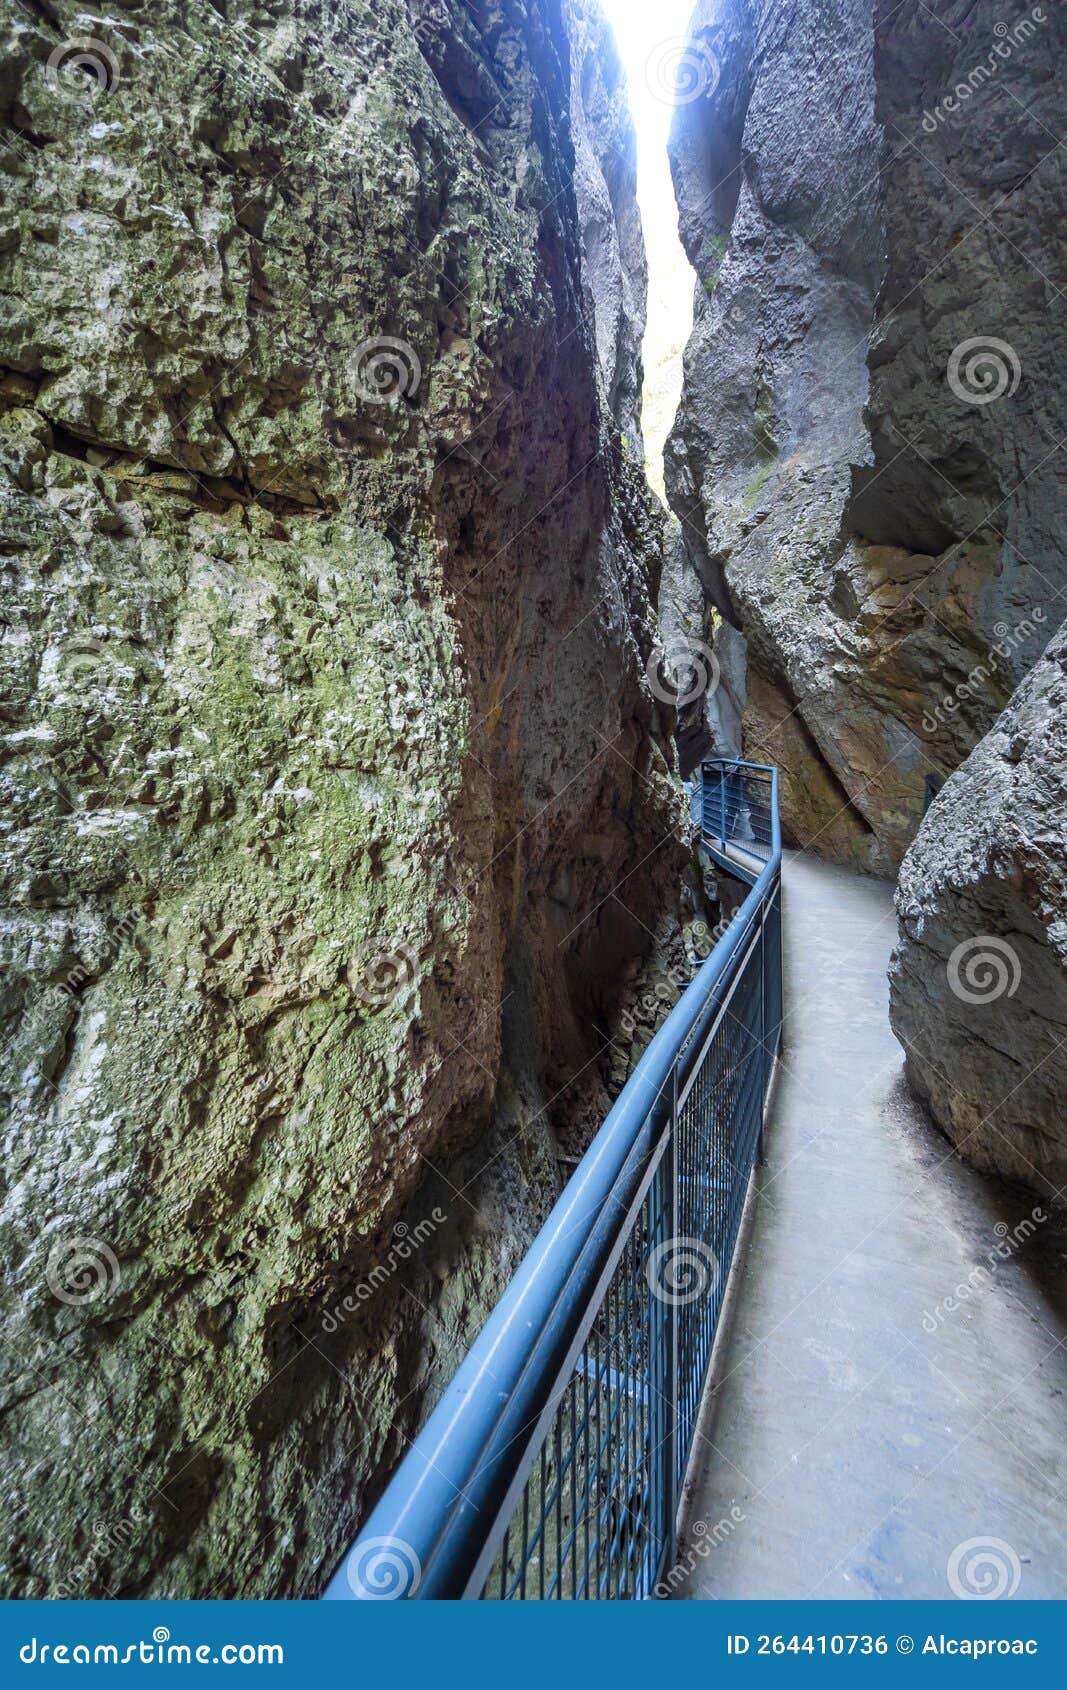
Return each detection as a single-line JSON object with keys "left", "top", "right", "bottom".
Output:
{"left": 327, "top": 757, "right": 781, "bottom": 1603}
{"left": 664, "top": 1064, "right": 679, "bottom": 1562}
{"left": 758, "top": 907, "right": 767, "bottom": 1166}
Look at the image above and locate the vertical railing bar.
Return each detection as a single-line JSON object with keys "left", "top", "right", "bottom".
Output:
{"left": 620, "top": 1231, "right": 633, "bottom": 1600}
{"left": 582, "top": 1339, "right": 592, "bottom": 1598}
{"left": 568, "top": 1375, "right": 576, "bottom": 1599}
{"left": 665, "top": 1061, "right": 679, "bottom": 1548}
{"left": 334, "top": 762, "right": 781, "bottom": 1604}
{"left": 554, "top": 1411, "right": 563, "bottom": 1598}
{"left": 539, "top": 1442, "right": 547, "bottom": 1599}
{"left": 594, "top": 1328, "right": 602, "bottom": 1599}
{"left": 758, "top": 900, "right": 767, "bottom": 1164}
{"left": 519, "top": 1483, "right": 529, "bottom": 1600}
{"left": 607, "top": 1263, "right": 617, "bottom": 1597}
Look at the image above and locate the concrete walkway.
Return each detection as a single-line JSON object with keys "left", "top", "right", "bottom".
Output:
{"left": 675, "top": 851, "right": 1067, "bottom": 1600}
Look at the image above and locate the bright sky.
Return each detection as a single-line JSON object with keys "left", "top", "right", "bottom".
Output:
{"left": 597, "top": 0, "right": 698, "bottom": 499}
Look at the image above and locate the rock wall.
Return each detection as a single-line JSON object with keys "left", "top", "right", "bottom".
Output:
{"left": 566, "top": 0, "right": 648, "bottom": 454}
{"left": 666, "top": 0, "right": 1067, "bottom": 874}
{"left": 0, "top": 0, "right": 686, "bottom": 1597}
{"left": 890, "top": 622, "right": 1067, "bottom": 1199}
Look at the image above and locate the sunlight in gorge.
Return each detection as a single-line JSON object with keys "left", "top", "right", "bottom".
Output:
{"left": 598, "top": 0, "right": 698, "bottom": 501}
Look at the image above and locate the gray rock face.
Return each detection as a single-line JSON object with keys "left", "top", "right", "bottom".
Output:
{"left": 890, "top": 621, "right": 1067, "bottom": 1199}
{"left": 0, "top": 0, "right": 685, "bottom": 1597}
{"left": 566, "top": 0, "right": 648, "bottom": 454}
{"left": 658, "top": 520, "right": 744, "bottom": 774}
{"left": 666, "top": 0, "right": 1067, "bottom": 873}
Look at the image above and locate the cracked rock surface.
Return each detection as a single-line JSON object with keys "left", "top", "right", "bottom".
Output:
{"left": 666, "top": 0, "right": 1067, "bottom": 874}
{"left": 890, "top": 621, "right": 1067, "bottom": 1200}
{"left": 667, "top": 0, "right": 1067, "bottom": 1192}
{"left": 0, "top": 0, "right": 686, "bottom": 1596}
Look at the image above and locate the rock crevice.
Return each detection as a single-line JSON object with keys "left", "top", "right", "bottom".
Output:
{"left": 665, "top": 0, "right": 1067, "bottom": 875}
{"left": 0, "top": 0, "right": 686, "bottom": 1597}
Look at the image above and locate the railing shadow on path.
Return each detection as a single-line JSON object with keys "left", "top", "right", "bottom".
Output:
{"left": 323, "top": 760, "right": 783, "bottom": 1601}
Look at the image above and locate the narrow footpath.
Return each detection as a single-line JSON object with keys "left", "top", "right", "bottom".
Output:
{"left": 676, "top": 851, "right": 1067, "bottom": 1600}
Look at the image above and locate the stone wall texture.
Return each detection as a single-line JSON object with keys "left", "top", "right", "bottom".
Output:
{"left": 666, "top": 0, "right": 1067, "bottom": 875}
{"left": 666, "top": 0, "right": 1067, "bottom": 1199}
{"left": 890, "top": 620, "right": 1067, "bottom": 1202}
{"left": 0, "top": 0, "right": 686, "bottom": 1597}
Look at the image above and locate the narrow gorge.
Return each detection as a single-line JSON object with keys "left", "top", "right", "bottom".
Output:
{"left": 0, "top": 0, "right": 697, "bottom": 1598}
{"left": 0, "top": 0, "right": 1065, "bottom": 1606}
{"left": 666, "top": 0, "right": 1067, "bottom": 1196}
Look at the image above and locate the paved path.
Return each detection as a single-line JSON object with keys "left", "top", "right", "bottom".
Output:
{"left": 676, "top": 850, "right": 1067, "bottom": 1600}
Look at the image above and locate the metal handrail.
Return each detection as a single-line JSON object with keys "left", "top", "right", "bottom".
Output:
{"left": 324, "top": 760, "right": 782, "bottom": 1600}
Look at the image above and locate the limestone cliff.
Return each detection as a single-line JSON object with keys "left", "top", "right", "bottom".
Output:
{"left": 566, "top": 0, "right": 647, "bottom": 454}
{"left": 666, "top": 0, "right": 1067, "bottom": 874}
{"left": 0, "top": 0, "right": 686, "bottom": 1597}
{"left": 890, "top": 623, "right": 1067, "bottom": 1200}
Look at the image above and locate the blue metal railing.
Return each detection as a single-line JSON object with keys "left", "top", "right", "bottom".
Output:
{"left": 324, "top": 760, "right": 782, "bottom": 1601}
{"left": 702, "top": 759, "right": 774, "bottom": 862}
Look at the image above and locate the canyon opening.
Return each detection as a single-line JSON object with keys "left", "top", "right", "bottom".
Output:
{"left": 0, "top": 0, "right": 1065, "bottom": 1629}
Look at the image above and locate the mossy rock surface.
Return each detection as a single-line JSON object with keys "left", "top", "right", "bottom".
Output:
{"left": 0, "top": 0, "right": 686, "bottom": 1596}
